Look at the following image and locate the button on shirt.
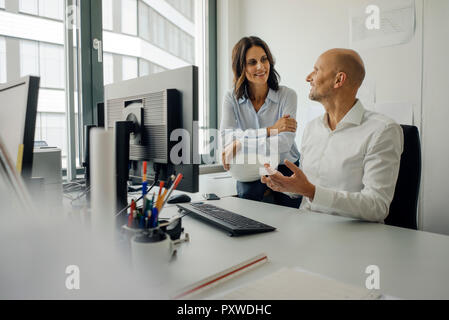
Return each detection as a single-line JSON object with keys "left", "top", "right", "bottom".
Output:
{"left": 220, "top": 86, "right": 300, "bottom": 164}
{"left": 299, "top": 100, "right": 404, "bottom": 222}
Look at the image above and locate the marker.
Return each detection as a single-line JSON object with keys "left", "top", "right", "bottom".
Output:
{"left": 127, "top": 211, "right": 133, "bottom": 227}
{"left": 140, "top": 215, "right": 144, "bottom": 228}
{"left": 142, "top": 181, "right": 148, "bottom": 213}
{"left": 157, "top": 188, "right": 168, "bottom": 211}
{"left": 158, "top": 181, "right": 164, "bottom": 198}
{"left": 160, "top": 173, "right": 183, "bottom": 211}
{"left": 142, "top": 161, "right": 147, "bottom": 182}
{"left": 130, "top": 199, "right": 136, "bottom": 218}
{"left": 150, "top": 207, "right": 158, "bottom": 228}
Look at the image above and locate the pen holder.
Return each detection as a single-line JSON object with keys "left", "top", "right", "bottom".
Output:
{"left": 120, "top": 224, "right": 145, "bottom": 249}
{"left": 130, "top": 228, "right": 172, "bottom": 286}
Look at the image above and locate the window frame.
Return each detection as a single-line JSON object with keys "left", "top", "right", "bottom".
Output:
{"left": 64, "top": 0, "right": 219, "bottom": 179}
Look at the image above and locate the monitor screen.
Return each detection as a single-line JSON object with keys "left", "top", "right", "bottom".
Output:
{"left": 0, "top": 76, "right": 39, "bottom": 180}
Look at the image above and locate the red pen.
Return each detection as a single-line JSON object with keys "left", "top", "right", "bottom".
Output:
{"left": 131, "top": 199, "right": 136, "bottom": 218}
{"left": 158, "top": 181, "right": 164, "bottom": 198}
{"left": 128, "top": 200, "right": 135, "bottom": 227}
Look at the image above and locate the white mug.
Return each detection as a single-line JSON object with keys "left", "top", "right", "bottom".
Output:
{"left": 130, "top": 229, "right": 172, "bottom": 286}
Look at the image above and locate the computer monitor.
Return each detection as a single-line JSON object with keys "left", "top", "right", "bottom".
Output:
{"left": 0, "top": 76, "right": 40, "bottom": 181}
{"left": 104, "top": 65, "right": 199, "bottom": 207}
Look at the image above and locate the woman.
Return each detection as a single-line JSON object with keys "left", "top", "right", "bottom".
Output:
{"left": 220, "top": 36, "right": 301, "bottom": 208}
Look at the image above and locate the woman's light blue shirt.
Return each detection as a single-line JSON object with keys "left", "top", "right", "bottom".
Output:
{"left": 220, "top": 85, "right": 300, "bottom": 164}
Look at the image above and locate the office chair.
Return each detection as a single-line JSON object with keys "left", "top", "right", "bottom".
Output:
{"left": 385, "top": 125, "right": 421, "bottom": 230}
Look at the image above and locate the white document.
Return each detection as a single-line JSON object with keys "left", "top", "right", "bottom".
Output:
{"left": 350, "top": 0, "right": 415, "bottom": 50}
{"left": 219, "top": 267, "right": 382, "bottom": 300}
{"left": 374, "top": 102, "right": 413, "bottom": 125}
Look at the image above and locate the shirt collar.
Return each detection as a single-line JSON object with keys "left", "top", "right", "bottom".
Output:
{"left": 321, "top": 99, "right": 365, "bottom": 129}
{"left": 238, "top": 87, "right": 279, "bottom": 104}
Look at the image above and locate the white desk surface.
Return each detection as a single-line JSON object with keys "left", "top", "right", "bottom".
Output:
{"left": 134, "top": 172, "right": 237, "bottom": 205}
{"left": 153, "top": 196, "right": 449, "bottom": 300}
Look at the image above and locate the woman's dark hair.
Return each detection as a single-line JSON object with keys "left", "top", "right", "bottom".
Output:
{"left": 232, "top": 36, "right": 280, "bottom": 100}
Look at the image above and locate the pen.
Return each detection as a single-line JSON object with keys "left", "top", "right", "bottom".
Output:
{"left": 158, "top": 181, "right": 164, "bottom": 198}
{"left": 156, "top": 188, "right": 168, "bottom": 211}
{"left": 127, "top": 211, "right": 133, "bottom": 227}
{"left": 140, "top": 215, "right": 144, "bottom": 228}
{"left": 142, "top": 181, "right": 148, "bottom": 213}
{"left": 150, "top": 207, "right": 158, "bottom": 228}
{"left": 160, "top": 173, "right": 183, "bottom": 211}
{"left": 142, "top": 161, "right": 147, "bottom": 182}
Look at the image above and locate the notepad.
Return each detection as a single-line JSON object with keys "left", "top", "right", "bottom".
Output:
{"left": 172, "top": 253, "right": 268, "bottom": 299}
{"left": 218, "top": 267, "right": 382, "bottom": 300}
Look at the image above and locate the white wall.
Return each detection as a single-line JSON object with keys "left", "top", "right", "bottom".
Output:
{"left": 421, "top": 0, "right": 449, "bottom": 234}
{"left": 217, "top": 0, "right": 449, "bottom": 235}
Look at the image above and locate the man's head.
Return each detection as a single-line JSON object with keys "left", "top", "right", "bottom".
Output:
{"left": 306, "top": 48, "right": 365, "bottom": 102}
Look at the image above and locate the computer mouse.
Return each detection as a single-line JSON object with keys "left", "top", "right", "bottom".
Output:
{"left": 167, "top": 193, "right": 191, "bottom": 204}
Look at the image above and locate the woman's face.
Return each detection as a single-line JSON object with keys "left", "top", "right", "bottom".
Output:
{"left": 244, "top": 46, "right": 270, "bottom": 86}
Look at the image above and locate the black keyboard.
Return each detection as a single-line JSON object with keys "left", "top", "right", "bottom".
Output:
{"left": 176, "top": 202, "right": 276, "bottom": 236}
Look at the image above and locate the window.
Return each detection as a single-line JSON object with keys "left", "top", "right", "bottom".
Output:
{"left": 19, "top": 0, "right": 39, "bottom": 15}
{"left": 102, "top": 0, "right": 211, "bottom": 158}
{"left": 165, "top": 0, "right": 195, "bottom": 22}
{"left": 21, "top": 41, "right": 65, "bottom": 89}
{"left": 102, "top": 0, "right": 113, "bottom": 31}
{"left": 103, "top": 52, "right": 114, "bottom": 85}
{"left": 0, "top": 0, "right": 5, "bottom": 9}
{"left": 20, "top": 0, "right": 63, "bottom": 20}
{"left": 39, "top": 0, "right": 64, "bottom": 20}
{"left": 122, "top": 55, "right": 138, "bottom": 80}
{"left": 39, "top": 43, "right": 64, "bottom": 88}
{"left": 4, "top": 5, "right": 69, "bottom": 168}
{"left": 138, "top": 58, "right": 165, "bottom": 77}
{"left": 121, "top": 0, "right": 137, "bottom": 36}
{"left": 139, "top": 58, "right": 150, "bottom": 77}
{"left": 0, "top": 36, "right": 6, "bottom": 83}
{"left": 138, "top": 2, "right": 150, "bottom": 42}
{"left": 20, "top": 40, "right": 40, "bottom": 77}
{"left": 35, "top": 112, "right": 66, "bottom": 160}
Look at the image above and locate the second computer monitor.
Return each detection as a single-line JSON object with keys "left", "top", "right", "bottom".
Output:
{"left": 104, "top": 65, "right": 199, "bottom": 193}
{"left": 0, "top": 75, "right": 40, "bottom": 181}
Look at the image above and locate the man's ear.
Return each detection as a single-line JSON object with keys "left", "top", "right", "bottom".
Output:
{"left": 334, "top": 72, "right": 347, "bottom": 88}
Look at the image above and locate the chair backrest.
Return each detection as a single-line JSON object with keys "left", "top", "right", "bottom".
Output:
{"left": 385, "top": 125, "right": 421, "bottom": 229}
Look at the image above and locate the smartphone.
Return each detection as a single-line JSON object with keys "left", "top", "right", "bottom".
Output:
{"left": 203, "top": 193, "right": 220, "bottom": 200}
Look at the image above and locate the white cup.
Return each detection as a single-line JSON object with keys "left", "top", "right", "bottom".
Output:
{"left": 130, "top": 229, "right": 172, "bottom": 286}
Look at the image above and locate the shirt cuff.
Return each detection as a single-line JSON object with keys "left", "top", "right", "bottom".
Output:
{"left": 311, "top": 185, "right": 334, "bottom": 209}
{"left": 283, "top": 191, "right": 302, "bottom": 199}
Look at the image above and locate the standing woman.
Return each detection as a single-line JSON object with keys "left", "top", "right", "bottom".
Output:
{"left": 220, "top": 36, "right": 301, "bottom": 208}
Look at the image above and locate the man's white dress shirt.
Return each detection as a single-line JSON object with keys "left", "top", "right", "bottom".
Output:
{"left": 299, "top": 100, "right": 404, "bottom": 222}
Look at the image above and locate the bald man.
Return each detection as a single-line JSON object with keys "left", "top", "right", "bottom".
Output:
{"left": 261, "top": 49, "right": 404, "bottom": 222}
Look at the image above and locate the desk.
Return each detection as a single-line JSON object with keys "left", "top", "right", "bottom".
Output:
{"left": 150, "top": 172, "right": 237, "bottom": 205}
{"left": 155, "top": 196, "right": 449, "bottom": 299}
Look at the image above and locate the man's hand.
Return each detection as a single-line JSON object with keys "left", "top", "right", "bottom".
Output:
{"left": 267, "top": 115, "right": 297, "bottom": 137}
{"left": 221, "top": 140, "right": 242, "bottom": 171}
{"left": 261, "top": 160, "right": 316, "bottom": 200}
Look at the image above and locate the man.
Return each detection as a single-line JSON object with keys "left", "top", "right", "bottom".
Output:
{"left": 261, "top": 48, "right": 403, "bottom": 222}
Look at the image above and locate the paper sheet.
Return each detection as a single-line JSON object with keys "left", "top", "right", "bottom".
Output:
{"left": 350, "top": 0, "right": 415, "bottom": 50}
{"left": 374, "top": 102, "right": 413, "bottom": 125}
{"left": 219, "top": 267, "right": 382, "bottom": 300}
